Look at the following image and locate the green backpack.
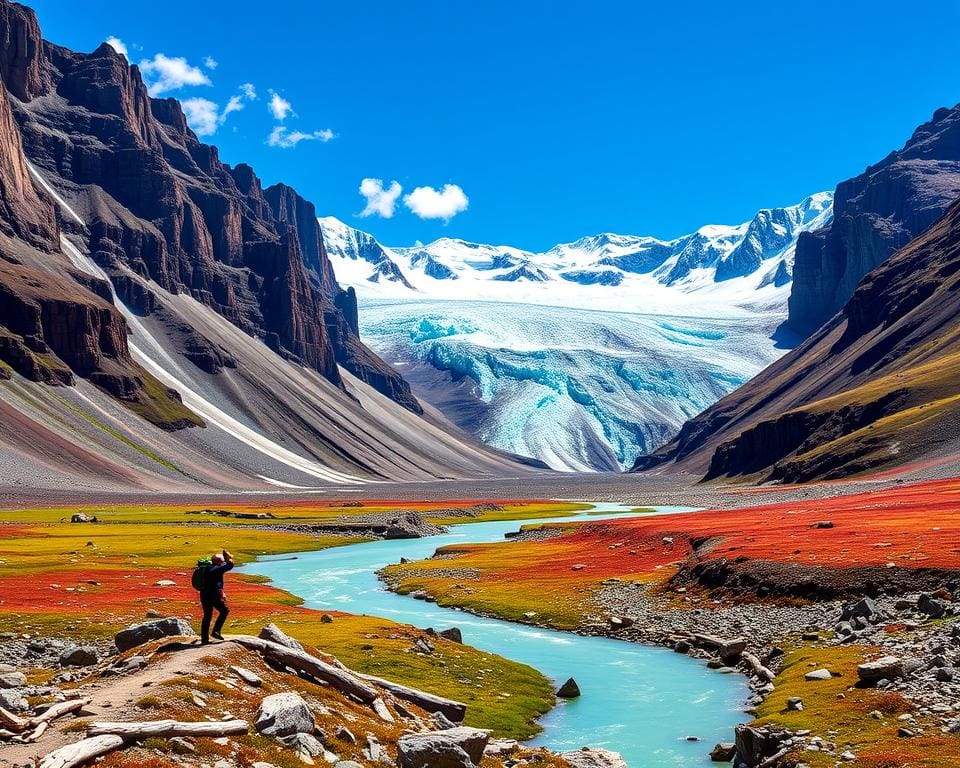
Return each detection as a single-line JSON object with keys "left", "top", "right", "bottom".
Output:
{"left": 191, "top": 558, "right": 212, "bottom": 591}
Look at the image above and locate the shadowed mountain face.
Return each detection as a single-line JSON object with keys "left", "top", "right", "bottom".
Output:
{"left": 788, "top": 104, "right": 960, "bottom": 336}
{"left": 635, "top": 194, "right": 960, "bottom": 483}
{"left": 635, "top": 104, "right": 960, "bottom": 483}
{"left": 0, "top": 0, "right": 536, "bottom": 492}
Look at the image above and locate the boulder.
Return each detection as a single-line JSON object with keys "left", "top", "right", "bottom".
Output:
{"left": 560, "top": 747, "right": 628, "bottom": 768}
{"left": 279, "top": 732, "right": 326, "bottom": 757}
{"left": 710, "top": 742, "right": 736, "bottom": 762}
{"left": 0, "top": 689, "right": 27, "bottom": 712}
{"left": 858, "top": 656, "right": 904, "bottom": 684}
{"left": 258, "top": 623, "right": 304, "bottom": 651}
{"left": 918, "top": 593, "right": 947, "bottom": 619}
{"left": 114, "top": 618, "right": 196, "bottom": 652}
{"left": 59, "top": 645, "right": 98, "bottom": 667}
{"left": 433, "top": 727, "right": 491, "bottom": 764}
{"left": 439, "top": 627, "right": 463, "bottom": 643}
{"left": 556, "top": 678, "right": 581, "bottom": 698}
{"left": 841, "top": 597, "right": 878, "bottom": 622}
{"left": 397, "top": 734, "right": 474, "bottom": 768}
{"left": 719, "top": 637, "right": 748, "bottom": 661}
{"left": 255, "top": 692, "right": 315, "bottom": 737}
{"left": 0, "top": 671, "right": 27, "bottom": 688}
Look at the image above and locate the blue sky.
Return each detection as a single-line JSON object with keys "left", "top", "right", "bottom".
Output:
{"left": 28, "top": 0, "right": 960, "bottom": 251}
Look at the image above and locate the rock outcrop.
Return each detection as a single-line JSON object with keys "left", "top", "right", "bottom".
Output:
{"left": 0, "top": 0, "right": 417, "bottom": 414}
{"left": 635, "top": 104, "right": 960, "bottom": 482}
{"left": 788, "top": 103, "right": 960, "bottom": 335}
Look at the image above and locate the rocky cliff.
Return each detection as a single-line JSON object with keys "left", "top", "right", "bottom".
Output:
{"left": 0, "top": 0, "right": 417, "bottom": 413}
{"left": 636, "top": 104, "right": 960, "bottom": 481}
{"left": 787, "top": 104, "right": 960, "bottom": 335}
{"left": 636, "top": 194, "right": 960, "bottom": 482}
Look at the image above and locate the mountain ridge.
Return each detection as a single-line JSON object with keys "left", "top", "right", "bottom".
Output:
{"left": 635, "top": 102, "right": 960, "bottom": 481}
{"left": 0, "top": 0, "right": 535, "bottom": 492}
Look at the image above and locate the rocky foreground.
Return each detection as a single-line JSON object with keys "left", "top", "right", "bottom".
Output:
{"left": 0, "top": 619, "right": 624, "bottom": 768}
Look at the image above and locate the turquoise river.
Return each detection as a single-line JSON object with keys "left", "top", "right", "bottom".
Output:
{"left": 247, "top": 502, "right": 748, "bottom": 766}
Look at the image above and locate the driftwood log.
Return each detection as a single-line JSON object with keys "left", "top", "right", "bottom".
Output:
{"left": 359, "top": 673, "right": 467, "bottom": 722}
{"left": 0, "top": 698, "right": 90, "bottom": 734}
{"left": 230, "top": 635, "right": 378, "bottom": 704}
{"left": 38, "top": 734, "right": 125, "bottom": 768}
{"left": 88, "top": 719, "right": 248, "bottom": 738}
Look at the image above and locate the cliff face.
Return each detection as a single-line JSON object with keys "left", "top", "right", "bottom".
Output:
{"left": 787, "top": 104, "right": 960, "bottom": 335}
{"left": 635, "top": 104, "right": 960, "bottom": 482}
{"left": 636, "top": 195, "right": 960, "bottom": 483}
{"left": 0, "top": 0, "right": 417, "bottom": 412}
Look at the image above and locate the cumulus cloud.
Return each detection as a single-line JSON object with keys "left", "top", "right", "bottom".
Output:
{"left": 358, "top": 178, "right": 403, "bottom": 219}
{"left": 203, "top": 56, "right": 218, "bottom": 70}
{"left": 403, "top": 184, "right": 469, "bottom": 222}
{"left": 268, "top": 90, "right": 294, "bottom": 121}
{"left": 105, "top": 36, "right": 128, "bottom": 57}
{"left": 180, "top": 97, "right": 219, "bottom": 136}
{"left": 180, "top": 84, "right": 258, "bottom": 137}
{"left": 267, "top": 126, "right": 335, "bottom": 149}
{"left": 140, "top": 53, "right": 212, "bottom": 96}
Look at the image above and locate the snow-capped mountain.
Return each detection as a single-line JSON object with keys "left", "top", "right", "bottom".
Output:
{"left": 319, "top": 192, "right": 832, "bottom": 316}
{"left": 318, "top": 193, "right": 832, "bottom": 471}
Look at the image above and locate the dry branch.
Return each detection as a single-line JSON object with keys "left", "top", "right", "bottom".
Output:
{"left": 359, "top": 673, "right": 467, "bottom": 722}
{"left": 87, "top": 719, "right": 248, "bottom": 738}
{"left": 230, "top": 635, "right": 378, "bottom": 704}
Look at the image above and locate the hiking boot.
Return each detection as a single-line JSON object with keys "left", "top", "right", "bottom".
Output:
{"left": 212, "top": 632, "right": 224, "bottom": 640}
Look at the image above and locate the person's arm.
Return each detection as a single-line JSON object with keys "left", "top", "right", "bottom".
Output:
{"left": 222, "top": 549, "right": 235, "bottom": 572}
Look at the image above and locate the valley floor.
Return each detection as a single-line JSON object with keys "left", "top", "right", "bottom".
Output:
{"left": 3, "top": 469, "right": 960, "bottom": 767}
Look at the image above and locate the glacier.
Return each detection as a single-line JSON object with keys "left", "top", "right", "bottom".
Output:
{"left": 320, "top": 192, "right": 832, "bottom": 471}
{"left": 359, "top": 300, "right": 790, "bottom": 472}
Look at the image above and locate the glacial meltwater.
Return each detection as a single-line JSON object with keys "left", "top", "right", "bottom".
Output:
{"left": 247, "top": 503, "right": 748, "bottom": 766}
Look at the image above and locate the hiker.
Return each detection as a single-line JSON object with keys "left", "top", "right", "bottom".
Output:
{"left": 198, "top": 549, "right": 234, "bottom": 644}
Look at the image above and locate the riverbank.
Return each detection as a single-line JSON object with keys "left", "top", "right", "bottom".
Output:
{"left": 381, "top": 479, "right": 960, "bottom": 766}
{"left": 0, "top": 500, "right": 593, "bottom": 743}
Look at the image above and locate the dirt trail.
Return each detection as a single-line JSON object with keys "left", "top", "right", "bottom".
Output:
{"left": 1, "top": 639, "right": 236, "bottom": 767}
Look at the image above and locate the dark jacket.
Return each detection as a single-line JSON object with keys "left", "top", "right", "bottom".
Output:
{"left": 202, "top": 561, "right": 234, "bottom": 594}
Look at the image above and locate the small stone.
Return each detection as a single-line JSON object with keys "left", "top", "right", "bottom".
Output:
{"left": 169, "top": 737, "right": 196, "bottom": 754}
{"left": 898, "top": 727, "right": 915, "bottom": 738}
{"left": 812, "top": 521, "right": 834, "bottom": 529}
{"left": 787, "top": 697, "right": 803, "bottom": 711}
{"left": 840, "top": 751, "right": 856, "bottom": 761}
{"left": 154, "top": 579, "right": 176, "bottom": 587}
{"left": 804, "top": 669, "right": 833, "bottom": 681}
{"left": 320, "top": 614, "right": 334, "bottom": 624}
{"left": 335, "top": 726, "right": 356, "bottom": 744}
{"left": 229, "top": 665, "right": 263, "bottom": 687}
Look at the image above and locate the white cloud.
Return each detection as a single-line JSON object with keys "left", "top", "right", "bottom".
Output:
{"left": 403, "top": 184, "right": 469, "bottom": 222}
{"left": 203, "top": 56, "right": 218, "bottom": 70}
{"left": 358, "top": 178, "right": 403, "bottom": 219}
{"left": 268, "top": 90, "right": 294, "bottom": 121}
{"left": 139, "top": 53, "right": 212, "bottom": 96}
{"left": 267, "top": 125, "right": 336, "bottom": 149}
{"left": 180, "top": 97, "right": 219, "bottom": 136}
{"left": 105, "top": 36, "right": 128, "bottom": 57}
{"left": 180, "top": 84, "right": 258, "bottom": 137}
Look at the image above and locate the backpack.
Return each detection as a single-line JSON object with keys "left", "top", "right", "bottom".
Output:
{"left": 191, "top": 558, "right": 212, "bottom": 591}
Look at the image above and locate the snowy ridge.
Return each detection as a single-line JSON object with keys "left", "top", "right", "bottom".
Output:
{"left": 319, "top": 192, "right": 832, "bottom": 316}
